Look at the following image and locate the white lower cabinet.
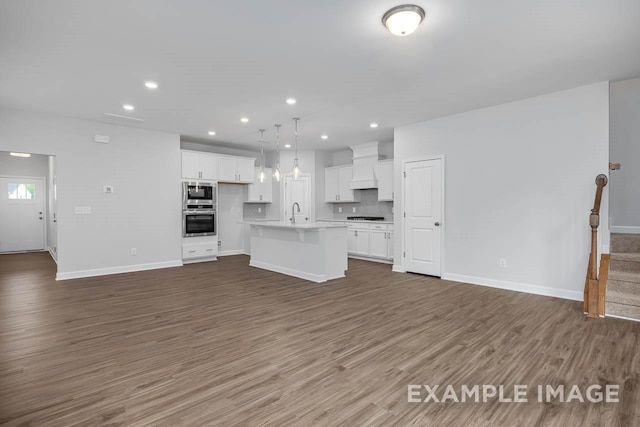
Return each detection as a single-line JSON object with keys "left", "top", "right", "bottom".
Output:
{"left": 182, "top": 237, "right": 218, "bottom": 263}
{"left": 342, "top": 222, "right": 393, "bottom": 262}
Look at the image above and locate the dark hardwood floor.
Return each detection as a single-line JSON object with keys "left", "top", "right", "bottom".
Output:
{"left": 1, "top": 252, "right": 639, "bottom": 426}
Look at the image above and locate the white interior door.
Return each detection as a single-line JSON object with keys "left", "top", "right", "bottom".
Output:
{"left": 0, "top": 177, "right": 46, "bottom": 252}
{"left": 403, "top": 158, "right": 443, "bottom": 276}
{"left": 284, "top": 175, "right": 310, "bottom": 224}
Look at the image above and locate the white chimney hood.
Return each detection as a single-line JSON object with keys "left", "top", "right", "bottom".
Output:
{"left": 349, "top": 142, "right": 380, "bottom": 190}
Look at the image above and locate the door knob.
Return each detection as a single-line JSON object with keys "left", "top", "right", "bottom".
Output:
{"left": 435, "top": 222, "right": 440, "bottom": 226}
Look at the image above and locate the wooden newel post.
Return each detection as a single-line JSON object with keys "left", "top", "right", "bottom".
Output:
{"left": 586, "top": 174, "right": 608, "bottom": 318}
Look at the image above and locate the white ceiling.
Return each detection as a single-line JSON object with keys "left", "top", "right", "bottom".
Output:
{"left": 1, "top": 0, "right": 639, "bottom": 151}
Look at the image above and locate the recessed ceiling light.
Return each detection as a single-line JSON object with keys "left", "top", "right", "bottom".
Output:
{"left": 123, "top": 104, "right": 135, "bottom": 111}
{"left": 370, "top": 123, "right": 379, "bottom": 128}
{"left": 208, "top": 131, "right": 216, "bottom": 136}
{"left": 284, "top": 144, "right": 292, "bottom": 148}
{"left": 10, "top": 152, "right": 31, "bottom": 158}
{"left": 144, "top": 81, "right": 158, "bottom": 89}
{"left": 286, "top": 98, "right": 297, "bottom": 105}
{"left": 382, "top": 5, "right": 425, "bottom": 36}
{"left": 321, "top": 135, "right": 328, "bottom": 140}
{"left": 241, "top": 117, "right": 249, "bottom": 123}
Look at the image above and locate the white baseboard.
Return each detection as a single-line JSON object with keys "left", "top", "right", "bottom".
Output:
{"left": 611, "top": 226, "right": 640, "bottom": 234}
{"left": 56, "top": 260, "right": 183, "bottom": 281}
{"left": 442, "top": 273, "right": 583, "bottom": 302}
{"left": 219, "top": 249, "right": 246, "bottom": 257}
{"left": 392, "top": 264, "right": 406, "bottom": 273}
{"left": 606, "top": 313, "right": 640, "bottom": 323}
{"left": 249, "top": 260, "right": 344, "bottom": 283}
{"left": 47, "top": 247, "right": 58, "bottom": 264}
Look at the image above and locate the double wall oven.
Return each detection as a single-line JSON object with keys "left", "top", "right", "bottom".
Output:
{"left": 182, "top": 182, "right": 217, "bottom": 237}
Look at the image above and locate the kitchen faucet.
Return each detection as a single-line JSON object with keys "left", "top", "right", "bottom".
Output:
{"left": 291, "top": 202, "right": 300, "bottom": 225}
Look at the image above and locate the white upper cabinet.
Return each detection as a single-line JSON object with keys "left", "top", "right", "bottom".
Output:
{"left": 217, "top": 156, "right": 256, "bottom": 183}
{"left": 247, "top": 167, "right": 273, "bottom": 203}
{"left": 324, "top": 165, "right": 360, "bottom": 203}
{"left": 324, "top": 167, "right": 340, "bottom": 202}
{"left": 375, "top": 160, "right": 393, "bottom": 201}
{"left": 182, "top": 151, "right": 219, "bottom": 180}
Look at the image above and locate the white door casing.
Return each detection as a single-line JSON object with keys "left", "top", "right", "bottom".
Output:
{"left": 403, "top": 158, "right": 444, "bottom": 276}
{"left": 284, "top": 174, "right": 311, "bottom": 224}
{"left": 0, "top": 177, "right": 46, "bottom": 253}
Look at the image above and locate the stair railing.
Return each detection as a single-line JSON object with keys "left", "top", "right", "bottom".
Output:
{"left": 584, "top": 174, "right": 608, "bottom": 318}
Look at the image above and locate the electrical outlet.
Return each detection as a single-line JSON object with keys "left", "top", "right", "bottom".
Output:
{"left": 338, "top": 207, "right": 342, "bottom": 213}
{"left": 258, "top": 207, "right": 262, "bottom": 213}
{"left": 499, "top": 258, "right": 507, "bottom": 268}
{"left": 352, "top": 207, "right": 357, "bottom": 213}
{"left": 130, "top": 248, "right": 137, "bottom": 256}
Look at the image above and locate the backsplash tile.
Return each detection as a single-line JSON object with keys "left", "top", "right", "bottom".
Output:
{"left": 332, "top": 189, "right": 393, "bottom": 220}
{"left": 243, "top": 204, "right": 267, "bottom": 220}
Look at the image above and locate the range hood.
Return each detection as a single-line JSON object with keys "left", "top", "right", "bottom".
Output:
{"left": 349, "top": 142, "right": 380, "bottom": 190}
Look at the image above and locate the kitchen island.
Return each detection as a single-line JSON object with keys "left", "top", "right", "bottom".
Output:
{"left": 242, "top": 221, "right": 348, "bottom": 283}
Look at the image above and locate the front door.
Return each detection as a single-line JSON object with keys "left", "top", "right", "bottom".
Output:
{"left": 284, "top": 175, "right": 310, "bottom": 224}
{"left": 403, "top": 158, "right": 443, "bottom": 276}
{"left": 0, "top": 177, "right": 46, "bottom": 252}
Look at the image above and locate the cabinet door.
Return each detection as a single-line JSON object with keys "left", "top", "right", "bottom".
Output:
{"left": 236, "top": 157, "right": 256, "bottom": 183}
{"left": 199, "top": 154, "right": 219, "bottom": 181}
{"left": 261, "top": 168, "right": 273, "bottom": 202}
{"left": 369, "top": 230, "right": 388, "bottom": 258}
{"left": 387, "top": 231, "right": 394, "bottom": 260}
{"left": 247, "top": 167, "right": 261, "bottom": 201}
{"left": 347, "top": 228, "right": 358, "bottom": 254}
{"left": 356, "top": 229, "right": 370, "bottom": 256}
{"left": 376, "top": 161, "right": 393, "bottom": 201}
{"left": 325, "top": 168, "right": 339, "bottom": 202}
{"left": 181, "top": 152, "right": 201, "bottom": 179}
{"left": 218, "top": 156, "right": 237, "bottom": 182}
{"left": 338, "top": 166, "right": 355, "bottom": 202}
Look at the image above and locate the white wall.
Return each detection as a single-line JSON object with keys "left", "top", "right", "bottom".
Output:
{"left": 394, "top": 82, "right": 610, "bottom": 300}
{"left": 0, "top": 151, "right": 49, "bottom": 177}
{"left": 610, "top": 77, "right": 640, "bottom": 232}
{"left": 0, "top": 109, "right": 182, "bottom": 279}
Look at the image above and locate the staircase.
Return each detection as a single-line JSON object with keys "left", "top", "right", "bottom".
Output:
{"left": 606, "top": 233, "right": 640, "bottom": 321}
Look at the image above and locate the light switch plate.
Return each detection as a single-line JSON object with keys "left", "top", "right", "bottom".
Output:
{"left": 104, "top": 186, "right": 114, "bottom": 194}
{"left": 75, "top": 206, "right": 92, "bottom": 215}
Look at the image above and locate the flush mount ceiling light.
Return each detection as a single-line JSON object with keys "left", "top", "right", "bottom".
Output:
{"left": 208, "top": 131, "right": 216, "bottom": 136}
{"left": 286, "top": 98, "right": 297, "bottom": 105}
{"left": 144, "top": 81, "right": 158, "bottom": 89}
{"left": 370, "top": 123, "right": 379, "bottom": 128}
{"left": 382, "top": 4, "right": 425, "bottom": 36}
{"left": 321, "top": 135, "right": 328, "bottom": 140}
{"left": 10, "top": 152, "right": 31, "bottom": 158}
{"left": 284, "top": 144, "right": 291, "bottom": 148}
{"left": 123, "top": 104, "right": 135, "bottom": 111}
{"left": 241, "top": 117, "right": 249, "bottom": 123}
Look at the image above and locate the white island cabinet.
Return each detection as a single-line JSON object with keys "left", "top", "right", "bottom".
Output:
{"left": 243, "top": 221, "right": 348, "bottom": 283}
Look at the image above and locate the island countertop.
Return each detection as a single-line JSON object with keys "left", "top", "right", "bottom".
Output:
{"left": 240, "top": 220, "right": 347, "bottom": 230}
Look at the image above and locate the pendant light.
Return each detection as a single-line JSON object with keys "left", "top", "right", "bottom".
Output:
{"left": 258, "top": 129, "right": 266, "bottom": 183}
{"left": 292, "top": 117, "right": 301, "bottom": 179}
{"left": 273, "top": 124, "right": 282, "bottom": 182}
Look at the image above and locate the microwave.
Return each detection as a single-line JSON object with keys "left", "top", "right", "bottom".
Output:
{"left": 183, "top": 181, "right": 216, "bottom": 208}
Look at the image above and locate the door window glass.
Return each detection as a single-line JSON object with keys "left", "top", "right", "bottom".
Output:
{"left": 8, "top": 183, "right": 35, "bottom": 200}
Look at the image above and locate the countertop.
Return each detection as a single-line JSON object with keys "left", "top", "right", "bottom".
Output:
{"left": 241, "top": 220, "right": 347, "bottom": 230}
{"left": 317, "top": 218, "right": 394, "bottom": 225}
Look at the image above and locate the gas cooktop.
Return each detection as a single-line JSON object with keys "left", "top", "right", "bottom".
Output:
{"left": 346, "top": 216, "right": 386, "bottom": 221}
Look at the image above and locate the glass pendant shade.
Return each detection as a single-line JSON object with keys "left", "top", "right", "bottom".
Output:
{"left": 291, "top": 118, "right": 301, "bottom": 178}
{"left": 273, "top": 124, "right": 282, "bottom": 182}
{"left": 259, "top": 166, "right": 265, "bottom": 183}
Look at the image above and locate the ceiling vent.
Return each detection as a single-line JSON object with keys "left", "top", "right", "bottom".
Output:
{"left": 349, "top": 142, "right": 380, "bottom": 190}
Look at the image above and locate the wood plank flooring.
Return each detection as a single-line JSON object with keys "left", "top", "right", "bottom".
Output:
{"left": 1, "top": 252, "right": 640, "bottom": 426}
